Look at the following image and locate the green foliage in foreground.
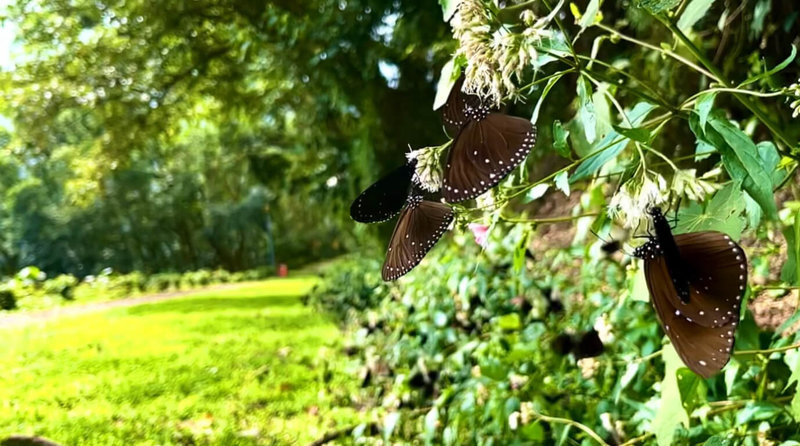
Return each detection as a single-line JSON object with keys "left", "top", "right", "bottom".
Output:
{"left": 0, "top": 279, "right": 362, "bottom": 445}
{"left": 309, "top": 232, "right": 800, "bottom": 445}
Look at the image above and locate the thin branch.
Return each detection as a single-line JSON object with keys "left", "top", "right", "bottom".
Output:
{"left": 499, "top": 213, "right": 600, "bottom": 224}
{"left": 657, "top": 16, "right": 798, "bottom": 157}
{"left": 595, "top": 23, "right": 720, "bottom": 82}
{"left": 532, "top": 410, "right": 610, "bottom": 446}
{"left": 735, "top": 342, "right": 800, "bottom": 356}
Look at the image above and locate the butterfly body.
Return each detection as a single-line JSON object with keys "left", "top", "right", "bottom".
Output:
{"left": 633, "top": 207, "right": 747, "bottom": 378}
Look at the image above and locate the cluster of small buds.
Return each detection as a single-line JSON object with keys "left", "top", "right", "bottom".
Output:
{"left": 406, "top": 145, "right": 444, "bottom": 192}
{"left": 577, "top": 357, "right": 600, "bottom": 379}
{"left": 607, "top": 173, "right": 669, "bottom": 229}
{"left": 787, "top": 79, "right": 800, "bottom": 118}
{"left": 451, "top": 0, "right": 557, "bottom": 107}
{"left": 593, "top": 313, "right": 615, "bottom": 344}
{"left": 508, "top": 411, "right": 521, "bottom": 430}
{"left": 508, "top": 373, "right": 528, "bottom": 390}
{"left": 671, "top": 168, "right": 721, "bottom": 202}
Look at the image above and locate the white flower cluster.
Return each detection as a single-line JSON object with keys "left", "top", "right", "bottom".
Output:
{"left": 406, "top": 146, "right": 445, "bottom": 192}
{"left": 787, "top": 79, "right": 800, "bottom": 119}
{"left": 671, "top": 168, "right": 721, "bottom": 202}
{"left": 607, "top": 173, "right": 669, "bottom": 229}
{"left": 451, "top": 0, "right": 557, "bottom": 107}
{"left": 593, "top": 313, "right": 615, "bottom": 344}
{"left": 577, "top": 357, "right": 600, "bottom": 379}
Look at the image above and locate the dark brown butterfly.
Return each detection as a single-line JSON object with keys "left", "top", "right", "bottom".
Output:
{"left": 381, "top": 191, "right": 453, "bottom": 281}
{"left": 633, "top": 207, "right": 747, "bottom": 378}
{"left": 350, "top": 162, "right": 454, "bottom": 281}
{"left": 437, "top": 76, "right": 537, "bottom": 203}
{"left": 552, "top": 329, "right": 605, "bottom": 359}
{"left": 350, "top": 163, "right": 415, "bottom": 223}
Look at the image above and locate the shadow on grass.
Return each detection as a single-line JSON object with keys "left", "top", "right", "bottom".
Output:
{"left": 126, "top": 294, "right": 302, "bottom": 316}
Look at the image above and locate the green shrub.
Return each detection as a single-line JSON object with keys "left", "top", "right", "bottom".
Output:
{"left": 42, "top": 274, "right": 79, "bottom": 300}
{"left": 210, "top": 269, "right": 231, "bottom": 284}
{"left": 146, "top": 273, "right": 181, "bottom": 292}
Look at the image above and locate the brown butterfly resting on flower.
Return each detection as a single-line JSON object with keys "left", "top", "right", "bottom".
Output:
{"left": 633, "top": 206, "right": 747, "bottom": 378}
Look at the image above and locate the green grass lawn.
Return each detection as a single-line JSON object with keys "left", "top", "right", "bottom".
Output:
{"left": 0, "top": 278, "right": 362, "bottom": 445}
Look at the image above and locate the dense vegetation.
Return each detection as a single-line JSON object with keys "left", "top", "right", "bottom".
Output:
{"left": 1, "top": 0, "right": 800, "bottom": 444}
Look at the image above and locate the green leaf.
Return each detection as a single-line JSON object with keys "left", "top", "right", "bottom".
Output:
{"left": 553, "top": 120, "right": 571, "bottom": 158}
{"left": 756, "top": 141, "right": 782, "bottom": 187}
{"left": 736, "top": 402, "right": 782, "bottom": 424}
{"left": 614, "top": 362, "right": 641, "bottom": 403}
{"left": 677, "top": 0, "right": 716, "bottom": 33}
{"left": 675, "top": 183, "right": 746, "bottom": 239}
{"left": 734, "top": 312, "right": 760, "bottom": 352}
{"left": 694, "top": 92, "right": 716, "bottom": 131}
{"left": 554, "top": 171, "right": 570, "bottom": 197}
{"left": 636, "top": 0, "right": 680, "bottom": 14}
{"left": 579, "top": 0, "right": 602, "bottom": 29}
{"left": 520, "top": 422, "right": 545, "bottom": 441}
{"left": 433, "top": 59, "right": 457, "bottom": 110}
{"left": 439, "top": 0, "right": 459, "bottom": 21}
{"left": 630, "top": 266, "right": 651, "bottom": 303}
{"left": 571, "top": 102, "right": 656, "bottom": 182}
{"left": 653, "top": 345, "right": 689, "bottom": 446}
{"left": 531, "top": 73, "right": 567, "bottom": 125}
{"left": 704, "top": 436, "right": 731, "bottom": 446}
{"left": 612, "top": 125, "right": 651, "bottom": 143}
{"left": 577, "top": 77, "right": 597, "bottom": 143}
{"left": 781, "top": 214, "right": 800, "bottom": 285}
{"left": 742, "top": 192, "right": 762, "bottom": 229}
{"left": 523, "top": 184, "right": 550, "bottom": 203}
{"left": 695, "top": 140, "right": 716, "bottom": 161}
{"left": 706, "top": 113, "right": 778, "bottom": 220}
{"left": 383, "top": 412, "right": 400, "bottom": 440}
{"left": 676, "top": 368, "right": 707, "bottom": 413}
{"left": 740, "top": 45, "right": 796, "bottom": 87}
{"left": 424, "top": 407, "right": 439, "bottom": 439}
{"left": 497, "top": 313, "right": 521, "bottom": 331}
{"left": 513, "top": 227, "right": 532, "bottom": 273}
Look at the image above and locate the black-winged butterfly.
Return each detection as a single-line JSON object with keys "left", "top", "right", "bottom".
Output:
{"left": 633, "top": 207, "right": 747, "bottom": 378}
{"left": 350, "top": 162, "right": 454, "bottom": 281}
{"left": 350, "top": 163, "right": 415, "bottom": 223}
{"left": 437, "top": 76, "right": 537, "bottom": 203}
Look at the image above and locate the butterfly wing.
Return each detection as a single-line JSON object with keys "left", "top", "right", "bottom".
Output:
{"left": 382, "top": 200, "right": 453, "bottom": 281}
{"left": 439, "top": 76, "right": 483, "bottom": 136}
{"left": 350, "top": 164, "right": 414, "bottom": 223}
{"left": 442, "top": 113, "right": 536, "bottom": 203}
{"left": 644, "top": 254, "right": 737, "bottom": 378}
{"left": 655, "top": 231, "right": 748, "bottom": 328}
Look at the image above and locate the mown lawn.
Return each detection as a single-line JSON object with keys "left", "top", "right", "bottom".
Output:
{"left": 0, "top": 278, "right": 362, "bottom": 445}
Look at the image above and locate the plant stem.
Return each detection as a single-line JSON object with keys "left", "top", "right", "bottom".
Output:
{"left": 657, "top": 16, "right": 797, "bottom": 154}
{"left": 532, "top": 410, "right": 610, "bottom": 446}
{"left": 735, "top": 342, "right": 800, "bottom": 356}
{"left": 500, "top": 213, "right": 600, "bottom": 224}
{"left": 620, "top": 432, "right": 654, "bottom": 446}
{"left": 595, "top": 23, "right": 719, "bottom": 81}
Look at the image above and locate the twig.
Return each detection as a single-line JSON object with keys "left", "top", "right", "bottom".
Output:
{"left": 499, "top": 213, "right": 600, "bottom": 224}
{"left": 532, "top": 410, "right": 610, "bottom": 446}
{"left": 595, "top": 23, "right": 719, "bottom": 82}
{"left": 735, "top": 342, "right": 800, "bottom": 356}
{"left": 307, "top": 422, "right": 378, "bottom": 446}
{"left": 620, "top": 432, "right": 654, "bottom": 446}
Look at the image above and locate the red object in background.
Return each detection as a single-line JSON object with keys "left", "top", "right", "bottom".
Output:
{"left": 278, "top": 264, "right": 288, "bottom": 277}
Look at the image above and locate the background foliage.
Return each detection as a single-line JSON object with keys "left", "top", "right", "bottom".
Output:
{"left": 1, "top": 0, "right": 800, "bottom": 444}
